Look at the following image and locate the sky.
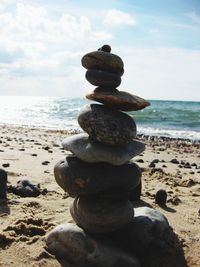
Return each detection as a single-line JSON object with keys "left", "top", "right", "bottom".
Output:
{"left": 0, "top": 0, "right": 200, "bottom": 101}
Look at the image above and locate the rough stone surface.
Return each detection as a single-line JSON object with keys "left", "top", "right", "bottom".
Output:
{"left": 54, "top": 155, "right": 141, "bottom": 197}
{"left": 70, "top": 196, "right": 134, "bottom": 233}
{"left": 86, "top": 88, "right": 150, "bottom": 111}
{"left": 45, "top": 223, "right": 141, "bottom": 267}
{"left": 9, "top": 179, "right": 40, "bottom": 197}
{"left": 85, "top": 70, "right": 121, "bottom": 88}
{"left": 0, "top": 169, "right": 7, "bottom": 199}
{"left": 62, "top": 133, "right": 145, "bottom": 165}
{"left": 82, "top": 51, "right": 124, "bottom": 76}
{"left": 78, "top": 104, "right": 136, "bottom": 145}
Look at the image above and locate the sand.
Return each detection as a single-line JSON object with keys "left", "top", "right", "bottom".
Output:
{"left": 0, "top": 125, "right": 199, "bottom": 267}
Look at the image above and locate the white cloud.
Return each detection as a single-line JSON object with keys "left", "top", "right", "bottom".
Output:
{"left": 0, "top": 1, "right": 200, "bottom": 101}
{"left": 104, "top": 9, "right": 136, "bottom": 26}
{"left": 0, "top": 2, "right": 112, "bottom": 96}
{"left": 120, "top": 47, "right": 200, "bottom": 101}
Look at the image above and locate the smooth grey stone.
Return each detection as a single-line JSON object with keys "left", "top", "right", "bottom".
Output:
{"left": 62, "top": 133, "right": 145, "bottom": 165}
{"left": 132, "top": 207, "right": 170, "bottom": 249}
{"left": 78, "top": 104, "right": 136, "bottom": 145}
{"left": 85, "top": 70, "right": 121, "bottom": 88}
{"left": 54, "top": 156, "right": 141, "bottom": 197}
{"left": 45, "top": 223, "right": 141, "bottom": 267}
{"left": 70, "top": 196, "right": 134, "bottom": 233}
{"left": 97, "top": 207, "right": 170, "bottom": 253}
{"left": 82, "top": 50, "right": 124, "bottom": 76}
{"left": 86, "top": 88, "right": 150, "bottom": 111}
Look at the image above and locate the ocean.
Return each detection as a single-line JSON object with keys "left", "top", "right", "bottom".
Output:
{"left": 0, "top": 96, "right": 200, "bottom": 140}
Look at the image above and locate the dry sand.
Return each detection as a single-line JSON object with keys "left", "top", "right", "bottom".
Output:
{"left": 0, "top": 125, "right": 199, "bottom": 267}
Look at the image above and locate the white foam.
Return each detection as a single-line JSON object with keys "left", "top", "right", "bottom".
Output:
{"left": 138, "top": 126, "right": 200, "bottom": 141}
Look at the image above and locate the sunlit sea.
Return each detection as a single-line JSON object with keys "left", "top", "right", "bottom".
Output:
{"left": 0, "top": 96, "right": 200, "bottom": 140}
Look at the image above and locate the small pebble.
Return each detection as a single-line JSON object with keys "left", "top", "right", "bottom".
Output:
{"left": 171, "top": 159, "right": 179, "bottom": 164}
{"left": 155, "top": 189, "right": 167, "bottom": 206}
{"left": 2, "top": 163, "right": 10, "bottom": 168}
{"left": 42, "top": 161, "right": 50, "bottom": 165}
{"left": 98, "top": 44, "right": 111, "bottom": 53}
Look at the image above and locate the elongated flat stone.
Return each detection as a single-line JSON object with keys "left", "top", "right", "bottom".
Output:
{"left": 86, "top": 88, "right": 150, "bottom": 111}
{"left": 82, "top": 51, "right": 124, "bottom": 76}
{"left": 54, "top": 156, "right": 141, "bottom": 197}
{"left": 78, "top": 104, "right": 136, "bottom": 145}
{"left": 85, "top": 70, "right": 121, "bottom": 88}
{"left": 70, "top": 196, "right": 134, "bottom": 233}
{"left": 62, "top": 133, "right": 145, "bottom": 165}
{"left": 45, "top": 223, "right": 141, "bottom": 267}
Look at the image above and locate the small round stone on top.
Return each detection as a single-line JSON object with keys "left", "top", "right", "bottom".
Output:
{"left": 98, "top": 44, "right": 111, "bottom": 53}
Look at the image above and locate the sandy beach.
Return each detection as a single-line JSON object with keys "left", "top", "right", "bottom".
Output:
{"left": 0, "top": 124, "right": 200, "bottom": 267}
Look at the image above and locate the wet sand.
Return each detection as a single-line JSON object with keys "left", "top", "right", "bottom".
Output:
{"left": 0, "top": 125, "right": 200, "bottom": 267}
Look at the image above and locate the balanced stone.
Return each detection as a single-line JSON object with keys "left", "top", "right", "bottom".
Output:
{"left": 45, "top": 223, "right": 141, "bottom": 267}
{"left": 94, "top": 207, "right": 170, "bottom": 253}
{"left": 78, "top": 104, "right": 136, "bottom": 145}
{"left": 98, "top": 44, "right": 111, "bottom": 53}
{"left": 86, "top": 88, "right": 150, "bottom": 111}
{"left": 82, "top": 51, "right": 124, "bottom": 76}
{"left": 54, "top": 155, "right": 141, "bottom": 197}
{"left": 62, "top": 133, "right": 145, "bottom": 165}
{"left": 0, "top": 169, "right": 7, "bottom": 199}
{"left": 70, "top": 195, "right": 134, "bottom": 233}
{"left": 86, "top": 70, "right": 121, "bottom": 88}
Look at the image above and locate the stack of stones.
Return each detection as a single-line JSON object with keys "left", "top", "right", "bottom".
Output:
{"left": 46, "top": 45, "right": 151, "bottom": 267}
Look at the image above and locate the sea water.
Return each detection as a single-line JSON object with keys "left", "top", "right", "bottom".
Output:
{"left": 0, "top": 96, "right": 199, "bottom": 140}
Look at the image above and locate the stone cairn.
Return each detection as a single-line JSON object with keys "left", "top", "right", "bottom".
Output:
{"left": 46, "top": 45, "right": 155, "bottom": 267}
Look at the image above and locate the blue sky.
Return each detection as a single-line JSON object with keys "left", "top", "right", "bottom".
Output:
{"left": 0, "top": 0, "right": 200, "bottom": 100}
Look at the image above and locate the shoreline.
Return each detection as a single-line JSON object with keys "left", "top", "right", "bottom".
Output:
{"left": 0, "top": 124, "right": 200, "bottom": 266}
{"left": 1, "top": 123, "right": 200, "bottom": 143}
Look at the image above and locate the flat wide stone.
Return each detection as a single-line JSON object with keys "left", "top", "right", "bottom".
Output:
{"left": 62, "top": 133, "right": 145, "bottom": 165}
{"left": 82, "top": 51, "right": 124, "bottom": 76}
{"left": 78, "top": 104, "right": 136, "bottom": 145}
{"left": 45, "top": 223, "right": 141, "bottom": 267}
{"left": 70, "top": 196, "right": 134, "bottom": 233}
{"left": 54, "top": 155, "right": 141, "bottom": 197}
{"left": 86, "top": 88, "right": 150, "bottom": 111}
{"left": 85, "top": 70, "right": 121, "bottom": 88}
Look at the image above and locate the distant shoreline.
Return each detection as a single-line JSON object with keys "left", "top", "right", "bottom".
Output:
{"left": 1, "top": 123, "right": 200, "bottom": 143}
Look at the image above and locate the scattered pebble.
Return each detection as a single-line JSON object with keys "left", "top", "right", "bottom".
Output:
{"left": 42, "top": 161, "right": 50, "bottom": 165}
{"left": 155, "top": 189, "right": 167, "bottom": 206}
{"left": 171, "top": 159, "right": 179, "bottom": 164}
{"left": 8, "top": 179, "right": 41, "bottom": 197}
{"left": 136, "top": 159, "right": 144, "bottom": 163}
{"left": 2, "top": 163, "right": 10, "bottom": 168}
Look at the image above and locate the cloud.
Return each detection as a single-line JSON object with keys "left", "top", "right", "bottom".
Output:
{"left": 0, "top": 2, "right": 112, "bottom": 96}
{"left": 120, "top": 47, "right": 200, "bottom": 101}
{"left": 104, "top": 9, "right": 136, "bottom": 26}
